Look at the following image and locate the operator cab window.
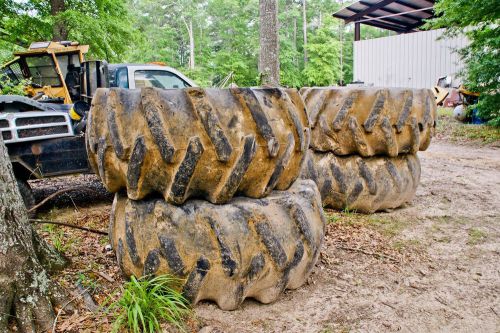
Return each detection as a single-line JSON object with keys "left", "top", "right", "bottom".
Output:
{"left": 134, "top": 70, "right": 190, "bottom": 89}
{"left": 56, "top": 53, "right": 81, "bottom": 79}
{"left": 115, "top": 67, "right": 129, "bottom": 88}
{"left": 25, "top": 55, "right": 61, "bottom": 87}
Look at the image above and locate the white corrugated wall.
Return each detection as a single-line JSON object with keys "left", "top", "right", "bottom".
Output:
{"left": 353, "top": 28, "right": 469, "bottom": 89}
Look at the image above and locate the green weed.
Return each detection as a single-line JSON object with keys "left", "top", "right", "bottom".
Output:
{"left": 77, "top": 273, "right": 99, "bottom": 292}
{"left": 467, "top": 228, "right": 487, "bottom": 245}
{"left": 109, "top": 275, "right": 191, "bottom": 333}
{"left": 41, "top": 224, "right": 75, "bottom": 254}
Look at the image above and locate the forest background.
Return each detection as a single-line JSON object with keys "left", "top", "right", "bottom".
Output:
{"left": 0, "top": 0, "right": 392, "bottom": 87}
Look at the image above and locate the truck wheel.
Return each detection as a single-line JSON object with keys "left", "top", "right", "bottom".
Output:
{"left": 16, "top": 179, "right": 36, "bottom": 215}
{"left": 300, "top": 87, "right": 437, "bottom": 157}
{"left": 110, "top": 180, "right": 325, "bottom": 310}
{"left": 301, "top": 151, "right": 420, "bottom": 213}
{"left": 87, "top": 87, "right": 309, "bottom": 204}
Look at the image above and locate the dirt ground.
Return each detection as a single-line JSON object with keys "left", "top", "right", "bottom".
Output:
{"left": 29, "top": 131, "right": 499, "bottom": 332}
{"left": 193, "top": 139, "right": 500, "bottom": 333}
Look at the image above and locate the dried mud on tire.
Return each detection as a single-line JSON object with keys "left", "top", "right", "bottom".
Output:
{"left": 300, "top": 87, "right": 437, "bottom": 157}
{"left": 87, "top": 87, "right": 309, "bottom": 204}
{"left": 110, "top": 180, "right": 325, "bottom": 310}
{"left": 301, "top": 150, "right": 421, "bottom": 213}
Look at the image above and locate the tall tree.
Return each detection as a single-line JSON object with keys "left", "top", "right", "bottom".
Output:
{"left": 183, "top": 17, "right": 195, "bottom": 69}
{"left": 259, "top": 0, "right": 280, "bottom": 85}
{"left": 50, "top": 0, "right": 67, "bottom": 40}
{"left": 0, "top": 137, "right": 70, "bottom": 332}
{"left": 302, "top": 0, "right": 307, "bottom": 64}
{"left": 303, "top": 16, "right": 341, "bottom": 86}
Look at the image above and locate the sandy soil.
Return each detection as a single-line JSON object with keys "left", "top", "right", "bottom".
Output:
{"left": 29, "top": 137, "right": 500, "bottom": 333}
{"left": 194, "top": 139, "right": 500, "bottom": 333}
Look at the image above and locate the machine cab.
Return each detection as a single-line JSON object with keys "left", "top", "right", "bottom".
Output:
{"left": 1, "top": 41, "right": 89, "bottom": 104}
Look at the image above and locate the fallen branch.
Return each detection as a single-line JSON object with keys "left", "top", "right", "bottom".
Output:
{"left": 30, "top": 219, "right": 107, "bottom": 235}
{"left": 28, "top": 186, "right": 93, "bottom": 213}
{"left": 336, "top": 245, "right": 399, "bottom": 263}
{"left": 381, "top": 301, "right": 397, "bottom": 310}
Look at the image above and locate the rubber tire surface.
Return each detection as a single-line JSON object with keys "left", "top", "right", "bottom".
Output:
{"left": 87, "top": 87, "right": 309, "bottom": 204}
{"left": 110, "top": 180, "right": 325, "bottom": 310}
{"left": 17, "top": 179, "right": 35, "bottom": 215}
{"left": 301, "top": 150, "right": 420, "bottom": 213}
{"left": 300, "top": 87, "right": 437, "bottom": 157}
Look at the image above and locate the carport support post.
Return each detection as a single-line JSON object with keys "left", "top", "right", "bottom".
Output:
{"left": 354, "top": 22, "right": 361, "bottom": 41}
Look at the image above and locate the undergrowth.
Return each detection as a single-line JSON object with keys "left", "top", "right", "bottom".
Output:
{"left": 109, "top": 275, "right": 191, "bottom": 333}
{"left": 437, "top": 108, "right": 500, "bottom": 144}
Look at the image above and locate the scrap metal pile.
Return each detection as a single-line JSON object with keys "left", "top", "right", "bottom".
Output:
{"left": 87, "top": 85, "right": 436, "bottom": 309}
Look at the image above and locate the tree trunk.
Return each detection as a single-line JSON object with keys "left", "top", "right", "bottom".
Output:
{"left": 0, "top": 137, "right": 69, "bottom": 332}
{"left": 302, "top": 0, "right": 307, "bottom": 64}
{"left": 183, "top": 18, "right": 195, "bottom": 70}
{"left": 258, "top": 0, "right": 280, "bottom": 86}
{"left": 339, "top": 0, "right": 344, "bottom": 85}
{"left": 293, "top": 16, "right": 298, "bottom": 66}
{"left": 50, "top": 0, "right": 68, "bottom": 41}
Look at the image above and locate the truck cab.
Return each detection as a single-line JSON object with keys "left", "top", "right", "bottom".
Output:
{"left": 108, "top": 64, "right": 197, "bottom": 89}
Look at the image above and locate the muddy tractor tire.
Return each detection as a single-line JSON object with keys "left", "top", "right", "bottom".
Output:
{"left": 301, "top": 151, "right": 420, "bottom": 213}
{"left": 87, "top": 87, "right": 309, "bottom": 204}
{"left": 300, "top": 87, "right": 437, "bottom": 157}
{"left": 110, "top": 180, "right": 325, "bottom": 310}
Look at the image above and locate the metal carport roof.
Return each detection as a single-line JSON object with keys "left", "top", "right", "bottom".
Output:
{"left": 333, "top": 0, "right": 435, "bottom": 34}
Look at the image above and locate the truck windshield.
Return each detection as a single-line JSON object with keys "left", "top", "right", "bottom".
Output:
{"left": 134, "top": 70, "right": 190, "bottom": 89}
{"left": 25, "top": 55, "right": 61, "bottom": 87}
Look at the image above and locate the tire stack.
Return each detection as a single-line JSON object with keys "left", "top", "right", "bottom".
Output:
{"left": 86, "top": 87, "right": 326, "bottom": 310}
{"left": 299, "top": 87, "right": 437, "bottom": 213}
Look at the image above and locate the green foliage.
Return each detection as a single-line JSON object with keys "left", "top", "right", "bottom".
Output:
{"left": 428, "top": 0, "right": 500, "bottom": 126}
{"left": 303, "top": 20, "right": 341, "bottom": 86}
{"left": 109, "top": 275, "right": 191, "bottom": 333}
{"left": 1, "top": 0, "right": 359, "bottom": 87}
{"left": 0, "top": 73, "right": 30, "bottom": 95}
{"left": 0, "top": 0, "right": 137, "bottom": 62}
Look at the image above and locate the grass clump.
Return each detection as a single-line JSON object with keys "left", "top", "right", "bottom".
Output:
{"left": 110, "top": 275, "right": 191, "bottom": 333}
{"left": 467, "top": 228, "right": 487, "bottom": 245}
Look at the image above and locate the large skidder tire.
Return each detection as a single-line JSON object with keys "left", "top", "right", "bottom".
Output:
{"left": 87, "top": 87, "right": 309, "bottom": 204}
{"left": 300, "top": 87, "right": 437, "bottom": 157}
{"left": 110, "top": 180, "right": 325, "bottom": 310}
{"left": 301, "top": 151, "right": 420, "bottom": 213}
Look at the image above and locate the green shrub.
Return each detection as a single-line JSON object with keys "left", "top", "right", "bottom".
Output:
{"left": 428, "top": 0, "right": 500, "bottom": 127}
{"left": 0, "top": 73, "right": 30, "bottom": 96}
{"left": 110, "top": 275, "right": 191, "bottom": 333}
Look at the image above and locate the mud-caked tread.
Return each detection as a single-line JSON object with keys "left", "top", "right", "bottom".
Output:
{"left": 301, "top": 150, "right": 421, "bottom": 213}
{"left": 110, "top": 180, "right": 325, "bottom": 310}
{"left": 300, "top": 87, "right": 437, "bottom": 157}
{"left": 87, "top": 87, "right": 309, "bottom": 203}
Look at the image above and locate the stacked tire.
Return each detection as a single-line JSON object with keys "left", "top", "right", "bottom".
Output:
{"left": 87, "top": 87, "right": 326, "bottom": 310}
{"left": 299, "top": 87, "right": 437, "bottom": 213}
